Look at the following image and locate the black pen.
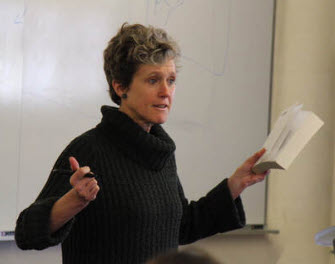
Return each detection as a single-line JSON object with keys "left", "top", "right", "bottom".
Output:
{"left": 52, "top": 169, "right": 97, "bottom": 179}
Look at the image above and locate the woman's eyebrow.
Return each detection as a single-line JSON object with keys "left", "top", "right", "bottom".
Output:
{"left": 147, "top": 70, "right": 176, "bottom": 76}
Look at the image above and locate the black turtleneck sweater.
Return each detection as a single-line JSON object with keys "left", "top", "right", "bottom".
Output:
{"left": 15, "top": 106, "right": 245, "bottom": 264}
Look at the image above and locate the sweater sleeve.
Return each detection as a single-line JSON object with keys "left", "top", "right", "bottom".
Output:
{"left": 15, "top": 134, "right": 96, "bottom": 250}
{"left": 178, "top": 177, "right": 246, "bottom": 245}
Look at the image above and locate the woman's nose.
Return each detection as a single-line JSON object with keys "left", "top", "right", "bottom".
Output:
{"left": 158, "top": 81, "right": 170, "bottom": 97}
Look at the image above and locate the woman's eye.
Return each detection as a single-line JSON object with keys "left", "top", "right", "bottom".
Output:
{"left": 168, "top": 78, "right": 176, "bottom": 85}
{"left": 148, "top": 79, "right": 157, "bottom": 84}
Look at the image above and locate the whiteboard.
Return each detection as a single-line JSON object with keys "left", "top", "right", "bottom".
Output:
{"left": 0, "top": 0, "right": 275, "bottom": 233}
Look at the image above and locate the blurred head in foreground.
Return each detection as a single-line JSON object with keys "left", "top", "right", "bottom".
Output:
{"left": 147, "top": 248, "right": 222, "bottom": 264}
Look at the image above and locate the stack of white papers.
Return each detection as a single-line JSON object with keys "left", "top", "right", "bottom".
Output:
{"left": 252, "top": 103, "right": 324, "bottom": 174}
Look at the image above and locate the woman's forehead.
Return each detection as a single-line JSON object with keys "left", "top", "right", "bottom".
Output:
{"left": 136, "top": 59, "right": 176, "bottom": 76}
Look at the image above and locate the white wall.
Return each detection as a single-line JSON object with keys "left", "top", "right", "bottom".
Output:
{"left": 186, "top": 0, "right": 335, "bottom": 263}
{"left": 267, "top": 0, "right": 334, "bottom": 263}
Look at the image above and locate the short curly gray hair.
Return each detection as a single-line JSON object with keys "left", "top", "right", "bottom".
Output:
{"left": 103, "top": 22, "right": 181, "bottom": 105}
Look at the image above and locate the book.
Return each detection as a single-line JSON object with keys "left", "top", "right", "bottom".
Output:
{"left": 252, "top": 103, "right": 324, "bottom": 174}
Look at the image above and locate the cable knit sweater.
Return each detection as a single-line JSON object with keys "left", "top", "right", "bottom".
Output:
{"left": 15, "top": 106, "right": 245, "bottom": 264}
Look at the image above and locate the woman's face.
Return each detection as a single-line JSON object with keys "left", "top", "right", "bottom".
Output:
{"left": 118, "top": 59, "right": 177, "bottom": 132}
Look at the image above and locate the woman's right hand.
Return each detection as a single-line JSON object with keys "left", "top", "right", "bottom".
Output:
{"left": 68, "top": 157, "right": 100, "bottom": 203}
{"left": 49, "top": 157, "right": 100, "bottom": 233}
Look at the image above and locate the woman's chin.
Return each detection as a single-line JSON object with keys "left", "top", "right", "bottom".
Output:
{"left": 152, "top": 115, "right": 169, "bottom": 125}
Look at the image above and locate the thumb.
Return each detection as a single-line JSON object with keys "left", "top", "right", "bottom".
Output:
{"left": 69, "top": 156, "right": 80, "bottom": 172}
{"left": 247, "top": 148, "right": 266, "bottom": 165}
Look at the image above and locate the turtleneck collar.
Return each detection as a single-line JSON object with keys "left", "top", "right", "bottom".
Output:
{"left": 96, "top": 106, "right": 176, "bottom": 170}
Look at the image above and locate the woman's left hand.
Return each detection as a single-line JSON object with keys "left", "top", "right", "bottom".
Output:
{"left": 228, "top": 148, "right": 269, "bottom": 200}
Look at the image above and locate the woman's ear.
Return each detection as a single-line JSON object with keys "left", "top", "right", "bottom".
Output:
{"left": 112, "top": 80, "right": 126, "bottom": 98}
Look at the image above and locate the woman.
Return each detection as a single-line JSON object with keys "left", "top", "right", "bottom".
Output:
{"left": 15, "top": 23, "right": 267, "bottom": 264}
